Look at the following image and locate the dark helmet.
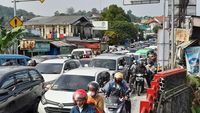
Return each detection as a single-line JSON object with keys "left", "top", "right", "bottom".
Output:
{"left": 88, "top": 81, "right": 99, "bottom": 92}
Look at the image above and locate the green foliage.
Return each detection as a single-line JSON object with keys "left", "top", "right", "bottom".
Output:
{"left": 127, "top": 10, "right": 141, "bottom": 22}
{"left": 100, "top": 5, "right": 131, "bottom": 22}
{"left": 104, "top": 21, "right": 138, "bottom": 45}
{"left": 153, "top": 25, "right": 162, "bottom": 34}
{"left": 187, "top": 76, "right": 200, "bottom": 113}
{"left": 0, "top": 18, "right": 25, "bottom": 53}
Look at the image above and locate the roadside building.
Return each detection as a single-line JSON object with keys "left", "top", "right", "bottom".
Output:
{"left": 24, "top": 16, "right": 93, "bottom": 39}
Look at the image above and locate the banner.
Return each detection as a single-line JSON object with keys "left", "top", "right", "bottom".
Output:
{"left": 185, "top": 47, "right": 200, "bottom": 76}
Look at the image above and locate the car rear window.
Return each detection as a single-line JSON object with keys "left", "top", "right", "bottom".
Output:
{"left": 52, "top": 75, "right": 95, "bottom": 91}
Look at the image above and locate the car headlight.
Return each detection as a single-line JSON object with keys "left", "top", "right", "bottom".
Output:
{"left": 41, "top": 96, "right": 47, "bottom": 105}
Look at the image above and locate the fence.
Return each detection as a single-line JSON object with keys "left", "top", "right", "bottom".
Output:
{"left": 139, "top": 68, "right": 192, "bottom": 113}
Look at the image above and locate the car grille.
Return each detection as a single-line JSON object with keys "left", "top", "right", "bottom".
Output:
{"left": 45, "top": 107, "right": 71, "bottom": 113}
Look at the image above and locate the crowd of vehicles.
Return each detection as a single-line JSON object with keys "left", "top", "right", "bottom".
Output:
{"left": 0, "top": 40, "right": 158, "bottom": 113}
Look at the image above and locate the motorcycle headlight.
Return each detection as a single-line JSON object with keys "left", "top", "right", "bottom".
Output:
{"left": 41, "top": 96, "right": 47, "bottom": 105}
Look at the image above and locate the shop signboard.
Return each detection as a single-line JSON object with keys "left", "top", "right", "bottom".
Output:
{"left": 28, "top": 42, "right": 50, "bottom": 52}
{"left": 20, "top": 40, "right": 36, "bottom": 50}
{"left": 123, "top": 0, "right": 160, "bottom": 5}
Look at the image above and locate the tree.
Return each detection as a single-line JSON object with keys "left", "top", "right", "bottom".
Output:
{"left": 105, "top": 21, "right": 138, "bottom": 45}
{"left": 127, "top": 10, "right": 141, "bottom": 22}
{"left": 91, "top": 8, "right": 99, "bottom": 14}
{"left": 66, "top": 7, "right": 75, "bottom": 15}
{"left": 100, "top": 5, "right": 131, "bottom": 22}
{"left": 153, "top": 25, "right": 162, "bottom": 34}
{"left": 54, "top": 11, "right": 60, "bottom": 16}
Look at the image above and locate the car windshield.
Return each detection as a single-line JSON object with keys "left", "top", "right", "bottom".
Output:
{"left": 79, "top": 59, "right": 91, "bottom": 67}
{"left": 89, "top": 59, "right": 116, "bottom": 70}
{"left": 72, "top": 51, "right": 84, "bottom": 56}
{"left": 51, "top": 75, "right": 95, "bottom": 91}
{"left": 36, "top": 63, "right": 63, "bottom": 74}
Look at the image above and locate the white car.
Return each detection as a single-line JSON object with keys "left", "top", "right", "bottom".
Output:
{"left": 71, "top": 48, "right": 94, "bottom": 58}
{"left": 89, "top": 54, "right": 129, "bottom": 77}
{"left": 35, "top": 58, "right": 81, "bottom": 83}
{"left": 38, "top": 67, "right": 110, "bottom": 113}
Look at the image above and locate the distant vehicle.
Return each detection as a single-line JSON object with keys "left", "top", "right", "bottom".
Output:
{"left": 37, "top": 67, "right": 110, "bottom": 113}
{"left": 79, "top": 58, "right": 93, "bottom": 67}
{"left": 57, "top": 54, "right": 73, "bottom": 59}
{"left": 35, "top": 58, "right": 81, "bottom": 85}
{"left": 89, "top": 54, "right": 129, "bottom": 81}
{"left": 0, "top": 54, "right": 31, "bottom": 66}
{"left": 135, "top": 48, "right": 154, "bottom": 58}
{"left": 0, "top": 66, "right": 44, "bottom": 113}
{"left": 31, "top": 55, "right": 59, "bottom": 64}
{"left": 71, "top": 48, "right": 94, "bottom": 59}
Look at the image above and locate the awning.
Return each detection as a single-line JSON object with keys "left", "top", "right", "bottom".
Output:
{"left": 84, "top": 43, "right": 100, "bottom": 49}
{"left": 177, "top": 40, "right": 198, "bottom": 49}
{"left": 50, "top": 41, "right": 76, "bottom": 47}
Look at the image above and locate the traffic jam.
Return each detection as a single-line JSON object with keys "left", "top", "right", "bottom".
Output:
{"left": 0, "top": 40, "right": 158, "bottom": 113}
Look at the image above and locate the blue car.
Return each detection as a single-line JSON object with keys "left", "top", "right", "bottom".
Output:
{"left": 0, "top": 54, "right": 31, "bottom": 66}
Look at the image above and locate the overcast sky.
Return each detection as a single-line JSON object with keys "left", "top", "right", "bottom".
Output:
{"left": 0, "top": 0, "right": 199, "bottom": 17}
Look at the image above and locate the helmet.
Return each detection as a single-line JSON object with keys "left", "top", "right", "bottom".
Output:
{"left": 114, "top": 72, "right": 123, "bottom": 79}
{"left": 88, "top": 81, "right": 99, "bottom": 92}
{"left": 114, "top": 72, "right": 123, "bottom": 84}
{"left": 73, "top": 89, "right": 87, "bottom": 101}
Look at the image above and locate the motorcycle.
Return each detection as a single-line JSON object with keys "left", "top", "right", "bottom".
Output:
{"left": 135, "top": 73, "right": 144, "bottom": 96}
{"left": 104, "top": 96, "right": 127, "bottom": 113}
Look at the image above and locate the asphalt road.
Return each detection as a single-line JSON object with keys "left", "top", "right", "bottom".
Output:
{"left": 131, "top": 93, "right": 146, "bottom": 113}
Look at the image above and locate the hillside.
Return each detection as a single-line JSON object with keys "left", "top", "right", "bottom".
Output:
{"left": 0, "top": 5, "right": 36, "bottom": 27}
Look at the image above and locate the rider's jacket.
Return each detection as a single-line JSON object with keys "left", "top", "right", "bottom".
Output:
{"left": 103, "top": 80, "right": 129, "bottom": 97}
{"left": 70, "top": 104, "right": 96, "bottom": 113}
{"left": 87, "top": 95, "right": 104, "bottom": 113}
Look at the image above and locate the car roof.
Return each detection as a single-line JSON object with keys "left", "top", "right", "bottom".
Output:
{"left": 40, "top": 58, "right": 70, "bottom": 63}
{"left": 0, "top": 54, "right": 30, "bottom": 59}
{"left": 63, "top": 67, "right": 109, "bottom": 76}
{"left": 72, "top": 48, "right": 92, "bottom": 51}
{"left": 93, "top": 54, "right": 126, "bottom": 60}
{"left": 0, "top": 66, "right": 35, "bottom": 78}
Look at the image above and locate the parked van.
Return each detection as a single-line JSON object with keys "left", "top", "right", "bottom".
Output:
{"left": 0, "top": 54, "right": 31, "bottom": 66}
{"left": 71, "top": 48, "right": 94, "bottom": 58}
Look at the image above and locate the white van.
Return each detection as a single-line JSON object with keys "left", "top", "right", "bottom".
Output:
{"left": 71, "top": 48, "right": 94, "bottom": 58}
{"left": 38, "top": 67, "right": 110, "bottom": 113}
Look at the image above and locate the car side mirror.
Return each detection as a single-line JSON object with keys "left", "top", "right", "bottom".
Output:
{"left": 0, "top": 89, "right": 9, "bottom": 96}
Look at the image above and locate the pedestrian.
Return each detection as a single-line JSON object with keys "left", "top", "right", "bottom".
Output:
{"left": 70, "top": 89, "right": 96, "bottom": 113}
{"left": 87, "top": 81, "right": 104, "bottom": 113}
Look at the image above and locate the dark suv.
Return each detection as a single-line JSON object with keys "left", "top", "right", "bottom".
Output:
{"left": 0, "top": 66, "right": 44, "bottom": 113}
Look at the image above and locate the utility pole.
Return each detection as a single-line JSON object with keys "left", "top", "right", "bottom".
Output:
{"left": 14, "top": 0, "right": 17, "bottom": 16}
{"left": 170, "top": 0, "right": 175, "bottom": 69}
{"left": 161, "top": 0, "right": 166, "bottom": 71}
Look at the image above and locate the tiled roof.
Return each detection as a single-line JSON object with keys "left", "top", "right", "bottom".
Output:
{"left": 24, "top": 16, "right": 89, "bottom": 25}
{"left": 154, "top": 16, "right": 165, "bottom": 24}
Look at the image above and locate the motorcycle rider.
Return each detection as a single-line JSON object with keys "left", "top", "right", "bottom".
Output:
{"left": 103, "top": 72, "right": 131, "bottom": 113}
{"left": 70, "top": 89, "right": 96, "bottom": 113}
{"left": 87, "top": 81, "right": 104, "bottom": 113}
{"left": 135, "top": 61, "right": 146, "bottom": 93}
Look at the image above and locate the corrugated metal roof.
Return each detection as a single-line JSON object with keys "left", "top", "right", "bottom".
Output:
{"left": 24, "top": 16, "right": 89, "bottom": 25}
{"left": 50, "top": 41, "right": 76, "bottom": 47}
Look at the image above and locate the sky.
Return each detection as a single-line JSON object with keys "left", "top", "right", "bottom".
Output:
{"left": 0, "top": 0, "right": 199, "bottom": 17}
